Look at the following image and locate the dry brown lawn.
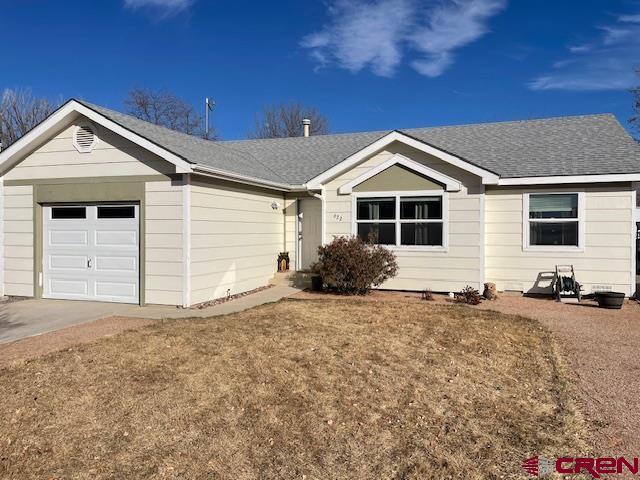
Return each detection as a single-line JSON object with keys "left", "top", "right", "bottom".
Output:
{"left": 0, "top": 299, "right": 586, "bottom": 479}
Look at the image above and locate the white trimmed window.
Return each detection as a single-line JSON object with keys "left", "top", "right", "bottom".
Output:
{"left": 353, "top": 192, "right": 447, "bottom": 249}
{"left": 524, "top": 192, "right": 583, "bottom": 249}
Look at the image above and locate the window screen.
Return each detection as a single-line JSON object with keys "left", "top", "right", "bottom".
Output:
{"left": 529, "top": 194, "right": 578, "bottom": 219}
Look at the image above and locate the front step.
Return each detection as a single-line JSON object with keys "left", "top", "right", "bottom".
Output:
{"left": 270, "top": 271, "right": 312, "bottom": 289}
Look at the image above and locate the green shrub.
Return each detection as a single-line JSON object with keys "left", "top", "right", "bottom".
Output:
{"left": 312, "top": 236, "right": 398, "bottom": 295}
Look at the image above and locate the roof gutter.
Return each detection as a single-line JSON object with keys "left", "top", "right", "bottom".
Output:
{"left": 192, "top": 164, "right": 306, "bottom": 192}
{"left": 497, "top": 173, "right": 640, "bottom": 186}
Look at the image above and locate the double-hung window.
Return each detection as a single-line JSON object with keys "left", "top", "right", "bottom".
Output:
{"left": 525, "top": 192, "right": 582, "bottom": 249}
{"left": 355, "top": 193, "right": 446, "bottom": 248}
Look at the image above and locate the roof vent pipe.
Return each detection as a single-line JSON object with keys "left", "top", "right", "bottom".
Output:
{"left": 302, "top": 118, "right": 311, "bottom": 137}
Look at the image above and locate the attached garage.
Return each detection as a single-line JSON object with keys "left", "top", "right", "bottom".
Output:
{"left": 43, "top": 204, "right": 139, "bottom": 303}
{"left": 0, "top": 99, "right": 295, "bottom": 307}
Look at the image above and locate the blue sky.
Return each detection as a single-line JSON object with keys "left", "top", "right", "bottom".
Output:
{"left": 2, "top": 0, "right": 639, "bottom": 139}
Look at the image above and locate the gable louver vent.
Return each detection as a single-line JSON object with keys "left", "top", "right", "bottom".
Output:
{"left": 73, "top": 123, "right": 97, "bottom": 152}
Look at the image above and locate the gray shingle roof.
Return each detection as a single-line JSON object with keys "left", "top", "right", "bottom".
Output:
{"left": 77, "top": 100, "right": 289, "bottom": 184}
{"left": 78, "top": 100, "right": 640, "bottom": 186}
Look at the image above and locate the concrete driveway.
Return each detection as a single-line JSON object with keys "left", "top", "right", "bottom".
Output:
{"left": 0, "top": 285, "right": 300, "bottom": 345}
{"left": 0, "top": 299, "right": 143, "bottom": 344}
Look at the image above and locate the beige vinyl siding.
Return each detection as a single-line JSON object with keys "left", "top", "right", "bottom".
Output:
{"left": 145, "top": 180, "right": 184, "bottom": 306}
{"left": 189, "top": 177, "right": 284, "bottom": 305}
{"left": 3, "top": 185, "right": 34, "bottom": 296}
{"left": 485, "top": 185, "right": 634, "bottom": 295}
{"left": 353, "top": 164, "right": 442, "bottom": 191}
{"left": 324, "top": 141, "right": 483, "bottom": 292}
{"left": 4, "top": 120, "right": 175, "bottom": 180}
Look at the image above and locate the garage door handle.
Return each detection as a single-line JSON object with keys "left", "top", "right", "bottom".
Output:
{"left": 87, "top": 258, "right": 92, "bottom": 269}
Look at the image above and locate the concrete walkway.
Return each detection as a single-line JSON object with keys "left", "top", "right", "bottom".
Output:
{"left": 0, "top": 285, "right": 300, "bottom": 344}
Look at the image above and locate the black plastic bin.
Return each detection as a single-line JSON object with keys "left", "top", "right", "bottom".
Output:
{"left": 311, "top": 275, "right": 323, "bottom": 292}
{"left": 595, "top": 291, "right": 625, "bottom": 309}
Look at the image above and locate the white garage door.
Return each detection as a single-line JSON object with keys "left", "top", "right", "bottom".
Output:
{"left": 43, "top": 204, "right": 139, "bottom": 304}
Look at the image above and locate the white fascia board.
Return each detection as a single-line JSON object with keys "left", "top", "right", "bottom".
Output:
{"left": 498, "top": 173, "right": 640, "bottom": 186}
{"left": 338, "top": 153, "right": 461, "bottom": 194}
{"left": 192, "top": 165, "right": 299, "bottom": 191}
{"left": 307, "top": 130, "right": 499, "bottom": 188}
{"left": 0, "top": 100, "right": 193, "bottom": 175}
{"left": 74, "top": 102, "right": 193, "bottom": 173}
{"left": 0, "top": 102, "right": 79, "bottom": 174}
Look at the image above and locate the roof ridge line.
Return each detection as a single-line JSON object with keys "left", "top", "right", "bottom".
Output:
{"left": 216, "top": 113, "right": 616, "bottom": 143}
{"left": 401, "top": 113, "right": 616, "bottom": 132}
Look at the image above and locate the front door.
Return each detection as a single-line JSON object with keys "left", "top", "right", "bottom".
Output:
{"left": 298, "top": 198, "right": 322, "bottom": 270}
{"left": 43, "top": 204, "right": 139, "bottom": 304}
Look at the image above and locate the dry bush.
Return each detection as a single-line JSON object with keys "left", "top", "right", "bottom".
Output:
{"left": 312, "top": 236, "right": 398, "bottom": 295}
{"left": 422, "top": 288, "right": 434, "bottom": 301}
{"left": 455, "top": 285, "right": 483, "bottom": 305}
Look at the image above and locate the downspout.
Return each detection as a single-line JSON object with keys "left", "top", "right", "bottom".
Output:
{"left": 0, "top": 142, "right": 4, "bottom": 298}
{"left": 182, "top": 173, "right": 191, "bottom": 307}
{"left": 0, "top": 173, "right": 4, "bottom": 299}
{"left": 631, "top": 185, "right": 638, "bottom": 298}
{"left": 479, "top": 185, "right": 485, "bottom": 291}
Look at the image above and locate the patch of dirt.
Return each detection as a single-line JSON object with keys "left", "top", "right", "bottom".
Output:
{"left": 0, "top": 316, "right": 155, "bottom": 369}
{"left": 0, "top": 299, "right": 586, "bottom": 479}
{"left": 0, "top": 296, "right": 30, "bottom": 304}
{"left": 190, "top": 284, "right": 274, "bottom": 309}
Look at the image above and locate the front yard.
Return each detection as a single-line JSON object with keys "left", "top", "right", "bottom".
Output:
{"left": 0, "top": 299, "right": 586, "bottom": 479}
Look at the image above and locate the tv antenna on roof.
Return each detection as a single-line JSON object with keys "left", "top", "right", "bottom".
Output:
{"left": 205, "top": 97, "right": 216, "bottom": 139}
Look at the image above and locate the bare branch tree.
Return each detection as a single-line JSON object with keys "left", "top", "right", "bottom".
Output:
{"left": 631, "top": 68, "right": 640, "bottom": 140}
{"left": 124, "top": 88, "right": 217, "bottom": 139}
{"left": 249, "top": 102, "right": 329, "bottom": 139}
{"left": 0, "top": 88, "right": 58, "bottom": 148}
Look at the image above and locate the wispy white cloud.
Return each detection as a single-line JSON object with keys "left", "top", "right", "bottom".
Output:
{"left": 568, "top": 44, "right": 591, "bottom": 53}
{"left": 301, "top": 0, "right": 413, "bottom": 77}
{"left": 301, "top": 0, "right": 507, "bottom": 78}
{"left": 529, "top": 10, "right": 640, "bottom": 91}
{"left": 124, "top": 0, "right": 193, "bottom": 16}
{"left": 409, "top": 0, "right": 507, "bottom": 77}
{"left": 618, "top": 14, "right": 640, "bottom": 23}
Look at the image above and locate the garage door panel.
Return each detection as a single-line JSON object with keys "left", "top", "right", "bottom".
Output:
{"left": 43, "top": 204, "right": 139, "bottom": 304}
{"left": 49, "top": 230, "right": 88, "bottom": 247}
{"left": 49, "top": 254, "right": 88, "bottom": 270}
{"left": 49, "top": 278, "right": 89, "bottom": 297}
{"left": 95, "top": 281, "right": 137, "bottom": 299}
{"left": 95, "top": 255, "right": 137, "bottom": 272}
{"left": 95, "top": 230, "right": 137, "bottom": 247}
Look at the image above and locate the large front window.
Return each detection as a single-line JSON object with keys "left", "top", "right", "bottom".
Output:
{"left": 355, "top": 194, "right": 445, "bottom": 247}
{"left": 526, "top": 193, "right": 581, "bottom": 248}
